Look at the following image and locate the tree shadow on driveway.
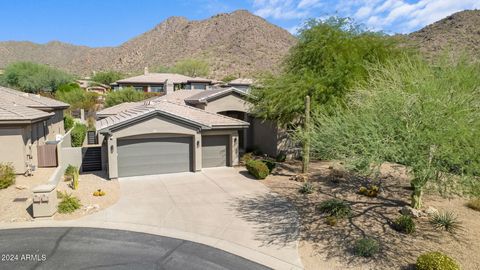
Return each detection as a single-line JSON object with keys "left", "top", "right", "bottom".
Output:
{"left": 230, "top": 193, "right": 300, "bottom": 247}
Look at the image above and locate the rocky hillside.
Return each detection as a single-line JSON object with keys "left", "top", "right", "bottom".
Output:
{"left": 407, "top": 9, "right": 480, "bottom": 60}
{"left": 0, "top": 10, "right": 297, "bottom": 78}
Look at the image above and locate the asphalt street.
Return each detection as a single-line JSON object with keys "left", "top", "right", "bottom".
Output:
{"left": 0, "top": 227, "right": 271, "bottom": 270}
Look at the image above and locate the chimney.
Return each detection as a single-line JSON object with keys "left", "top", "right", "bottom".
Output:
{"left": 144, "top": 67, "right": 149, "bottom": 75}
{"left": 165, "top": 79, "right": 174, "bottom": 94}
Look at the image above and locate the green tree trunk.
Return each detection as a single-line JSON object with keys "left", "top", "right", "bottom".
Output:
{"left": 302, "top": 95, "right": 311, "bottom": 174}
{"left": 411, "top": 187, "right": 423, "bottom": 209}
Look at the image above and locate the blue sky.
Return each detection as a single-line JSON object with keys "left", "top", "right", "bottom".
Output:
{"left": 0, "top": 0, "right": 479, "bottom": 47}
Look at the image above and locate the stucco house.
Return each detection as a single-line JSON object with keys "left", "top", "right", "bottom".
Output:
{"left": 227, "top": 78, "right": 253, "bottom": 92}
{"left": 0, "top": 86, "right": 69, "bottom": 174}
{"left": 96, "top": 87, "right": 289, "bottom": 179}
{"left": 111, "top": 68, "right": 214, "bottom": 93}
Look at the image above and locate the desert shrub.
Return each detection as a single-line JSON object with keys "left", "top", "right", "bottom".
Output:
{"left": 466, "top": 199, "right": 480, "bottom": 211}
{"left": 246, "top": 159, "right": 269, "bottom": 180}
{"left": 276, "top": 152, "right": 287, "bottom": 162}
{"left": 221, "top": 75, "right": 237, "bottom": 83}
{"left": 172, "top": 58, "right": 209, "bottom": 77}
{"left": 91, "top": 70, "right": 123, "bottom": 85}
{"left": 104, "top": 87, "right": 146, "bottom": 107}
{"left": 241, "top": 153, "right": 254, "bottom": 164}
{"left": 429, "top": 211, "right": 462, "bottom": 233}
{"left": 354, "top": 237, "right": 380, "bottom": 257}
{"left": 0, "top": 163, "right": 16, "bottom": 189}
{"left": 393, "top": 214, "right": 416, "bottom": 234}
{"left": 317, "top": 199, "right": 351, "bottom": 218}
{"left": 325, "top": 216, "right": 337, "bottom": 226}
{"left": 57, "top": 192, "right": 81, "bottom": 213}
{"left": 309, "top": 57, "right": 480, "bottom": 208}
{"left": 63, "top": 115, "right": 74, "bottom": 131}
{"left": 65, "top": 164, "right": 77, "bottom": 177}
{"left": 261, "top": 159, "right": 276, "bottom": 173}
{"left": 2, "top": 61, "right": 73, "bottom": 92}
{"left": 299, "top": 182, "right": 315, "bottom": 194}
{"left": 416, "top": 252, "right": 460, "bottom": 270}
{"left": 71, "top": 123, "right": 87, "bottom": 147}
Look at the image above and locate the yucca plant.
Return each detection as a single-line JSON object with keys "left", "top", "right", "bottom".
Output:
{"left": 429, "top": 211, "right": 462, "bottom": 234}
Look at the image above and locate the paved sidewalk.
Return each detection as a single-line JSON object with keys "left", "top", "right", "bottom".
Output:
{"left": 0, "top": 167, "right": 303, "bottom": 270}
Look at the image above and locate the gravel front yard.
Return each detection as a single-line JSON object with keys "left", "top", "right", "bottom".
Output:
{"left": 0, "top": 169, "right": 119, "bottom": 222}
{"left": 262, "top": 160, "right": 480, "bottom": 270}
{"left": 0, "top": 168, "right": 55, "bottom": 223}
{"left": 55, "top": 171, "right": 119, "bottom": 220}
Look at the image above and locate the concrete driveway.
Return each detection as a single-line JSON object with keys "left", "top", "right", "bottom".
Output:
{"left": 83, "top": 167, "right": 302, "bottom": 270}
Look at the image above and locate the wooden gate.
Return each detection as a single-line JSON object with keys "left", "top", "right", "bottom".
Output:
{"left": 37, "top": 144, "right": 58, "bottom": 167}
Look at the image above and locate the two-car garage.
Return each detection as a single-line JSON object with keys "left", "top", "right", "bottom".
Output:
{"left": 117, "top": 136, "right": 193, "bottom": 177}
{"left": 116, "top": 135, "right": 230, "bottom": 177}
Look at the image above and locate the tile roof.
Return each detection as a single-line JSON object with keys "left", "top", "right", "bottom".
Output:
{"left": 0, "top": 102, "right": 52, "bottom": 122}
{"left": 96, "top": 100, "right": 249, "bottom": 131}
{"left": 184, "top": 87, "right": 249, "bottom": 104}
{"left": 96, "top": 102, "right": 143, "bottom": 117}
{"left": 116, "top": 73, "right": 212, "bottom": 84}
{"left": 0, "top": 86, "right": 69, "bottom": 109}
{"left": 229, "top": 78, "right": 254, "bottom": 85}
{"left": 154, "top": 90, "right": 204, "bottom": 104}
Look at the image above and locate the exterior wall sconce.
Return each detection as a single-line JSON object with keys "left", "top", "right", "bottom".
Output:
{"left": 110, "top": 145, "right": 114, "bottom": 154}
{"left": 197, "top": 140, "right": 200, "bottom": 148}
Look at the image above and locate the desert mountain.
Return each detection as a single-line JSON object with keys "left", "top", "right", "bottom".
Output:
{"left": 0, "top": 10, "right": 297, "bottom": 78}
{"left": 407, "top": 9, "right": 480, "bottom": 60}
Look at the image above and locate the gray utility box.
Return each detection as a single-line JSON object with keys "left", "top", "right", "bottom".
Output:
{"left": 32, "top": 184, "right": 58, "bottom": 218}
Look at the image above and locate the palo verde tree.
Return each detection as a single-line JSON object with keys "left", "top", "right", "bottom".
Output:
{"left": 250, "top": 17, "right": 405, "bottom": 125}
{"left": 172, "top": 58, "right": 210, "bottom": 77}
{"left": 250, "top": 17, "right": 406, "bottom": 171}
{"left": 55, "top": 83, "right": 98, "bottom": 111}
{"left": 91, "top": 71, "right": 123, "bottom": 85}
{"left": 309, "top": 56, "right": 480, "bottom": 208}
{"left": 1, "top": 61, "right": 73, "bottom": 93}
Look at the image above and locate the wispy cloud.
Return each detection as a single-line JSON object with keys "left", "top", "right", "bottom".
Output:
{"left": 251, "top": 0, "right": 480, "bottom": 34}
{"left": 337, "top": 0, "right": 480, "bottom": 33}
{"left": 252, "top": 0, "right": 319, "bottom": 20}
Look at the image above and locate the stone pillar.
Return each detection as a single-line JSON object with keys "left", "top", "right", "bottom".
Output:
{"left": 231, "top": 132, "right": 239, "bottom": 166}
{"left": 107, "top": 135, "right": 118, "bottom": 179}
{"left": 194, "top": 132, "right": 202, "bottom": 171}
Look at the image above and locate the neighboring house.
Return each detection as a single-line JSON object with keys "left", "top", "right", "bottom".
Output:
{"left": 227, "top": 78, "right": 253, "bottom": 92}
{"left": 76, "top": 79, "right": 110, "bottom": 95}
{"left": 96, "top": 87, "right": 290, "bottom": 179}
{"left": 0, "top": 86, "right": 69, "bottom": 174}
{"left": 111, "top": 68, "right": 213, "bottom": 94}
